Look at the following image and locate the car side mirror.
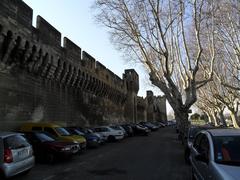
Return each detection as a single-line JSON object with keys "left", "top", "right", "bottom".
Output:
{"left": 195, "top": 153, "right": 209, "bottom": 164}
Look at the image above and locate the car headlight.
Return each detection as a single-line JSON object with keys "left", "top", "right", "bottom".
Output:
{"left": 73, "top": 140, "right": 79, "bottom": 144}
{"left": 61, "top": 147, "right": 71, "bottom": 151}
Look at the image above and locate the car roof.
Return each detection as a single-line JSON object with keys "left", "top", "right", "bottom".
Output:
{"left": 95, "top": 126, "right": 109, "bottom": 128}
{"left": 0, "top": 131, "right": 20, "bottom": 138}
{"left": 206, "top": 128, "right": 240, "bottom": 136}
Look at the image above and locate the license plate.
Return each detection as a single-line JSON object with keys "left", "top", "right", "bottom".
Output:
{"left": 18, "top": 149, "right": 28, "bottom": 157}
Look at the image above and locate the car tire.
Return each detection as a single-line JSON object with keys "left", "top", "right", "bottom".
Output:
{"left": 108, "top": 136, "right": 116, "bottom": 142}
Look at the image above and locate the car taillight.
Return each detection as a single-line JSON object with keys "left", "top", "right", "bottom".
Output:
{"left": 4, "top": 148, "right": 13, "bottom": 163}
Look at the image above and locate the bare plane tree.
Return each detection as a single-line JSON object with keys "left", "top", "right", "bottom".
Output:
{"left": 196, "top": 81, "right": 228, "bottom": 127}
{"left": 93, "top": 0, "right": 216, "bottom": 138}
{"left": 214, "top": 0, "right": 240, "bottom": 90}
{"left": 213, "top": 88, "right": 240, "bottom": 128}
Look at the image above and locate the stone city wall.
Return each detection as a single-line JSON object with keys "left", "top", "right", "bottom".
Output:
{"left": 0, "top": 0, "right": 166, "bottom": 131}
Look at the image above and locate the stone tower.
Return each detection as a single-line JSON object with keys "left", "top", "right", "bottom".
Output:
{"left": 123, "top": 69, "right": 139, "bottom": 123}
{"left": 146, "top": 90, "right": 167, "bottom": 122}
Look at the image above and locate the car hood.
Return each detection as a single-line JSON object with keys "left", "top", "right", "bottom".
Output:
{"left": 58, "top": 135, "right": 86, "bottom": 143}
{"left": 93, "top": 133, "right": 101, "bottom": 137}
{"left": 43, "top": 141, "right": 75, "bottom": 148}
{"left": 215, "top": 164, "right": 240, "bottom": 180}
{"left": 85, "top": 134, "right": 98, "bottom": 139}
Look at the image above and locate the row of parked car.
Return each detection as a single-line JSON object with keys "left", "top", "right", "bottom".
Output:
{"left": 0, "top": 121, "right": 166, "bottom": 178}
{"left": 182, "top": 125, "right": 240, "bottom": 180}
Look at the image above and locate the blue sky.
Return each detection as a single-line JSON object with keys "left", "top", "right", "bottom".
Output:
{"left": 22, "top": 0, "right": 170, "bottom": 110}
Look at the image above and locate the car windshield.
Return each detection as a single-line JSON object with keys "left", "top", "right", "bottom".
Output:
{"left": 35, "top": 133, "right": 55, "bottom": 142}
{"left": 87, "top": 129, "right": 94, "bottom": 133}
{"left": 213, "top": 136, "right": 240, "bottom": 166}
{"left": 80, "top": 129, "right": 89, "bottom": 134}
{"left": 55, "top": 127, "right": 70, "bottom": 136}
{"left": 74, "top": 129, "right": 85, "bottom": 135}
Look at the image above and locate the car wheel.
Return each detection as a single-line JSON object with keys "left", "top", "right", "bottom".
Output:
{"left": 108, "top": 136, "right": 116, "bottom": 142}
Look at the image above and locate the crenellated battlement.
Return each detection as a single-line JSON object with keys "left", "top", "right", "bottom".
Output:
{"left": 36, "top": 16, "right": 61, "bottom": 47}
{"left": 0, "top": 0, "right": 129, "bottom": 104}
{"left": 0, "top": 0, "right": 167, "bottom": 128}
{"left": 0, "top": 0, "right": 33, "bottom": 30}
{"left": 63, "top": 37, "right": 82, "bottom": 66}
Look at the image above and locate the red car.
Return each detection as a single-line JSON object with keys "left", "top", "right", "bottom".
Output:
{"left": 23, "top": 131, "right": 80, "bottom": 163}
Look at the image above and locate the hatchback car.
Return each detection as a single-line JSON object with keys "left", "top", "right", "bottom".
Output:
{"left": 65, "top": 127, "right": 101, "bottom": 148}
{"left": 139, "top": 122, "right": 159, "bottom": 131}
{"left": 0, "top": 132, "right": 35, "bottom": 178}
{"left": 130, "top": 124, "right": 150, "bottom": 136}
{"left": 110, "top": 125, "right": 128, "bottom": 138}
{"left": 23, "top": 131, "right": 80, "bottom": 163}
{"left": 190, "top": 128, "right": 240, "bottom": 180}
{"left": 86, "top": 128, "right": 105, "bottom": 144}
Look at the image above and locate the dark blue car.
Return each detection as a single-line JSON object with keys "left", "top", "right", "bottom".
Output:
{"left": 65, "top": 127, "right": 100, "bottom": 148}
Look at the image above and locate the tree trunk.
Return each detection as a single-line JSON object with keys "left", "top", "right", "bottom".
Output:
{"left": 205, "top": 112, "right": 212, "bottom": 124}
{"left": 174, "top": 110, "right": 189, "bottom": 145}
{"left": 210, "top": 110, "right": 218, "bottom": 126}
{"left": 229, "top": 111, "right": 239, "bottom": 128}
{"left": 218, "top": 110, "right": 227, "bottom": 127}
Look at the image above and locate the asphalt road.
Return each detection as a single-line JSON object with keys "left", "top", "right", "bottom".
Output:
{"left": 12, "top": 127, "right": 191, "bottom": 180}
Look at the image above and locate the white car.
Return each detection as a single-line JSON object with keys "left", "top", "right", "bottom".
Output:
{"left": 110, "top": 125, "right": 128, "bottom": 137}
{"left": 93, "top": 126, "right": 124, "bottom": 141}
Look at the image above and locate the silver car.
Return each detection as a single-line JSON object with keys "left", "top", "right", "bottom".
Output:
{"left": 0, "top": 132, "right": 35, "bottom": 178}
{"left": 190, "top": 128, "right": 240, "bottom": 180}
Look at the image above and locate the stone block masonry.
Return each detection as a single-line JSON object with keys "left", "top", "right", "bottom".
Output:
{"left": 0, "top": 0, "right": 166, "bottom": 130}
